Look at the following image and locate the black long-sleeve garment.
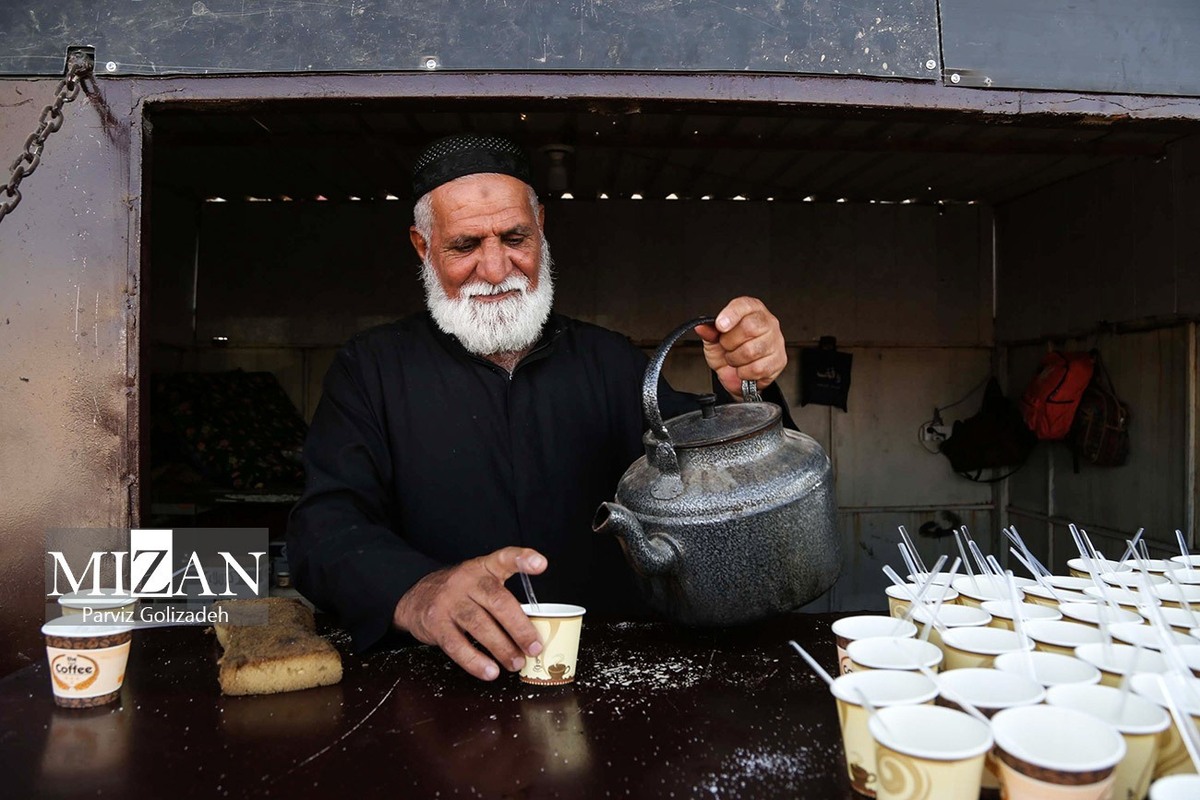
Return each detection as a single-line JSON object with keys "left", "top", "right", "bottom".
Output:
{"left": 287, "top": 311, "right": 790, "bottom": 651}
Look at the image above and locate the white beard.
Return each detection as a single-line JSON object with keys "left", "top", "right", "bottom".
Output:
{"left": 421, "top": 239, "right": 555, "bottom": 357}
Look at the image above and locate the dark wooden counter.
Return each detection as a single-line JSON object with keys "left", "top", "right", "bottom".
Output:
{"left": 2, "top": 614, "right": 855, "bottom": 799}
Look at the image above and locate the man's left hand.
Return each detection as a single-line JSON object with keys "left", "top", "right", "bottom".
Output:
{"left": 695, "top": 296, "right": 787, "bottom": 397}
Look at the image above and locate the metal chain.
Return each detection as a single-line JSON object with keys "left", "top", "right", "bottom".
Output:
{"left": 0, "top": 51, "right": 94, "bottom": 225}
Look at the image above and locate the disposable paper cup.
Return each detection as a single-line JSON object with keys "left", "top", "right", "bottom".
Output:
{"left": 1151, "top": 774, "right": 1200, "bottom": 798}
{"left": 518, "top": 603, "right": 585, "bottom": 686}
{"left": 993, "top": 650, "right": 1100, "bottom": 688}
{"left": 991, "top": 705, "right": 1126, "bottom": 800}
{"left": 934, "top": 668, "right": 1044, "bottom": 795}
{"left": 1192, "top": 626, "right": 1200, "bottom": 642}
{"left": 847, "top": 636, "right": 944, "bottom": 674}
{"left": 1047, "top": 575, "right": 1098, "bottom": 592}
{"left": 1129, "top": 673, "right": 1200, "bottom": 779}
{"left": 1068, "top": 557, "right": 1129, "bottom": 578}
{"left": 909, "top": 604, "right": 991, "bottom": 651}
{"left": 1082, "top": 585, "right": 1143, "bottom": 609}
{"left": 832, "top": 616, "right": 917, "bottom": 675}
{"left": 1153, "top": 583, "right": 1200, "bottom": 609}
{"left": 42, "top": 619, "right": 133, "bottom": 708}
{"left": 885, "top": 583, "right": 959, "bottom": 619}
{"left": 56, "top": 590, "right": 138, "bottom": 620}
{"left": 1169, "top": 555, "right": 1200, "bottom": 569}
{"left": 1109, "top": 620, "right": 1197, "bottom": 652}
{"left": 980, "top": 600, "right": 1061, "bottom": 631}
{"left": 1100, "top": 570, "right": 1168, "bottom": 589}
{"left": 1058, "top": 600, "right": 1142, "bottom": 629}
{"left": 1073, "top": 642, "right": 1169, "bottom": 688}
{"left": 1046, "top": 683, "right": 1171, "bottom": 800}
{"left": 1147, "top": 606, "right": 1200, "bottom": 633}
{"left": 1021, "top": 583, "right": 1093, "bottom": 608}
{"left": 1022, "top": 619, "right": 1105, "bottom": 657}
{"left": 832, "top": 669, "right": 939, "bottom": 797}
{"left": 952, "top": 576, "right": 1032, "bottom": 608}
{"left": 868, "top": 705, "right": 992, "bottom": 800}
{"left": 907, "top": 572, "right": 957, "bottom": 588}
{"left": 939, "top": 627, "right": 1032, "bottom": 671}
{"left": 1164, "top": 568, "right": 1200, "bottom": 585}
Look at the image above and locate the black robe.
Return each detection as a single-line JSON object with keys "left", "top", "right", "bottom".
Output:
{"left": 287, "top": 311, "right": 788, "bottom": 650}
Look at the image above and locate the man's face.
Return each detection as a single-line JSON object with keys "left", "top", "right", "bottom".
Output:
{"left": 410, "top": 173, "right": 554, "bottom": 356}
{"left": 412, "top": 173, "right": 544, "bottom": 299}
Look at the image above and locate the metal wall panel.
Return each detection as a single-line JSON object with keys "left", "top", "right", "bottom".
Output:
{"left": 995, "top": 157, "right": 1180, "bottom": 344}
{"left": 0, "top": 78, "right": 135, "bottom": 676}
{"left": 0, "top": 0, "right": 939, "bottom": 79}
{"left": 1006, "top": 328, "right": 1190, "bottom": 569}
{"left": 940, "top": 0, "right": 1200, "bottom": 97}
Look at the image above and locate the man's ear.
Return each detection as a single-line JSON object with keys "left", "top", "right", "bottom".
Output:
{"left": 537, "top": 204, "right": 545, "bottom": 231}
{"left": 410, "top": 226, "right": 429, "bottom": 261}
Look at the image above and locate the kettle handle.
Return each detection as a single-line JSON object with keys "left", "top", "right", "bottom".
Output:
{"left": 643, "top": 316, "right": 760, "bottom": 443}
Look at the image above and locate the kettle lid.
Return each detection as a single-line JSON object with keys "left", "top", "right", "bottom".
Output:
{"left": 661, "top": 395, "right": 781, "bottom": 448}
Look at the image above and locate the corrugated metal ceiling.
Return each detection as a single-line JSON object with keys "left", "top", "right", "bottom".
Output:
{"left": 149, "top": 101, "right": 1197, "bottom": 206}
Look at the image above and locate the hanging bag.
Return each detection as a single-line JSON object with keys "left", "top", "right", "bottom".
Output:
{"left": 1020, "top": 351, "right": 1094, "bottom": 441}
{"left": 940, "top": 378, "right": 1036, "bottom": 481}
{"left": 1071, "top": 350, "right": 1131, "bottom": 468}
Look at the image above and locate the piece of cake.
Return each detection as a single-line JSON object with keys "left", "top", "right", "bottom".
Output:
{"left": 214, "top": 598, "right": 343, "bottom": 696}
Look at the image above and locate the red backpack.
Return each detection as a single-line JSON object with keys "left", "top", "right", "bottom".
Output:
{"left": 1020, "top": 351, "right": 1095, "bottom": 440}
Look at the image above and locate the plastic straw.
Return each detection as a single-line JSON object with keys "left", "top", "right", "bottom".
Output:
{"left": 1157, "top": 674, "right": 1200, "bottom": 773}
{"left": 898, "top": 525, "right": 929, "bottom": 575}
{"left": 1116, "top": 528, "right": 1146, "bottom": 567}
{"left": 919, "top": 558, "right": 962, "bottom": 642}
{"left": 955, "top": 529, "right": 978, "bottom": 593}
{"left": 1002, "top": 525, "right": 1051, "bottom": 578}
{"left": 1177, "top": 529, "right": 1191, "bottom": 562}
{"left": 788, "top": 640, "right": 836, "bottom": 688}
{"left": 519, "top": 571, "right": 540, "bottom": 613}
{"left": 896, "top": 542, "right": 921, "bottom": 583}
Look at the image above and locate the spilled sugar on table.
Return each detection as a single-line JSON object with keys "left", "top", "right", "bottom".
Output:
{"left": 1, "top": 613, "right": 858, "bottom": 799}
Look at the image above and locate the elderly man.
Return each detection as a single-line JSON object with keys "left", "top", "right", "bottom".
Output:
{"left": 288, "top": 134, "right": 790, "bottom": 681}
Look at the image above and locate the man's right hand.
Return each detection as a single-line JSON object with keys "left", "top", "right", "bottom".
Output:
{"left": 392, "top": 547, "right": 547, "bottom": 681}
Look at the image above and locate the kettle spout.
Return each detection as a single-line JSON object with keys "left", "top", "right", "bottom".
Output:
{"left": 593, "top": 502, "right": 677, "bottom": 576}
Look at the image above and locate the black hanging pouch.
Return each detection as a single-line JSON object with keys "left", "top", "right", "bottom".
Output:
{"left": 800, "top": 336, "right": 852, "bottom": 411}
{"left": 939, "top": 378, "right": 1036, "bottom": 481}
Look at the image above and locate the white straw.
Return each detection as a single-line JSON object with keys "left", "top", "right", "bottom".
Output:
{"left": 788, "top": 640, "right": 835, "bottom": 688}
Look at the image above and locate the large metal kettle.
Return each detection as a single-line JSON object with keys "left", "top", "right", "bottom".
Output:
{"left": 594, "top": 316, "right": 842, "bottom": 626}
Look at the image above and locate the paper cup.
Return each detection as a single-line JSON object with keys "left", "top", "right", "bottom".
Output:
{"left": 991, "top": 705, "right": 1126, "bottom": 800}
{"left": 1046, "top": 683, "right": 1171, "bottom": 800}
{"left": 1145, "top": 606, "right": 1200, "bottom": 633}
{"left": 1151, "top": 774, "right": 1200, "bottom": 798}
{"left": 1170, "top": 555, "right": 1200, "bottom": 569}
{"left": 952, "top": 576, "right": 1032, "bottom": 608}
{"left": 1153, "top": 583, "right": 1200, "bottom": 609}
{"left": 1074, "top": 642, "right": 1169, "bottom": 688}
{"left": 868, "top": 705, "right": 993, "bottom": 800}
{"left": 1164, "top": 569, "right": 1200, "bottom": 585}
{"left": 1021, "top": 583, "right": 1093, "bottom": 608}
{"left": 934, "top": 668, "right": 1044, "bottom": 795}
{"left": 908, "top": 604, "right": 992, "bottom": 652}
{"left": 885, "top": 584, "right": 959, "bottom": 619}
{"left": 907, "top": 572, "right": 957, "bottom": 588}
{"left": 832, "top": 669, "right": 939, "bottom": 797}
{"left": 1022, "top": 619, "right": 1105, "bottom": 657}
{"left": 1082, "top": 585, "right": 1143, "bottom": 609}
{"left": 1130, "top": 673, "right": 1200, "bottom": 779}
{"left": 518, "top": 603, "right": 585, "bottom": 686}
{"left": 1068, "top": 557, "right": 1129, "bottom": 578}
{"left": 846, "top": 636, "right": 944, "bottom": 674}
{"left": 940, "top": 627, "right": 1033, "bottom": 671}
{"left": 1058, "top": 600, "right": 1142, "bottom": 629}
{"left": 56, "top": 590, "right": 138, "bottom": 620}
{"left": 1109, "top": 620, "right": 1197, "bottom": 652}
{"left": 42, "top": 619, "right": 133, "bottom": 708}
{"left": 980, "top": 600, "right": 1061, "bottom": 631}
{"left": 832, "top": 616, "right": 917, "bottom": 675}
{"left": 1100, "top": 570, "right": 1168, "bottom": 589}
{"left": 993, "top": 650, "right": 1101, "bottom": 688}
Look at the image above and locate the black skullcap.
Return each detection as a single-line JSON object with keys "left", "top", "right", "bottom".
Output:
{"left": 411, "top": 134, "right": 532, "bottom": 199}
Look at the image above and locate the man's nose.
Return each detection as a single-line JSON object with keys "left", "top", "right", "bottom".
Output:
{"left": 475, "top": 238, "right": 510, "bottom": 284}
